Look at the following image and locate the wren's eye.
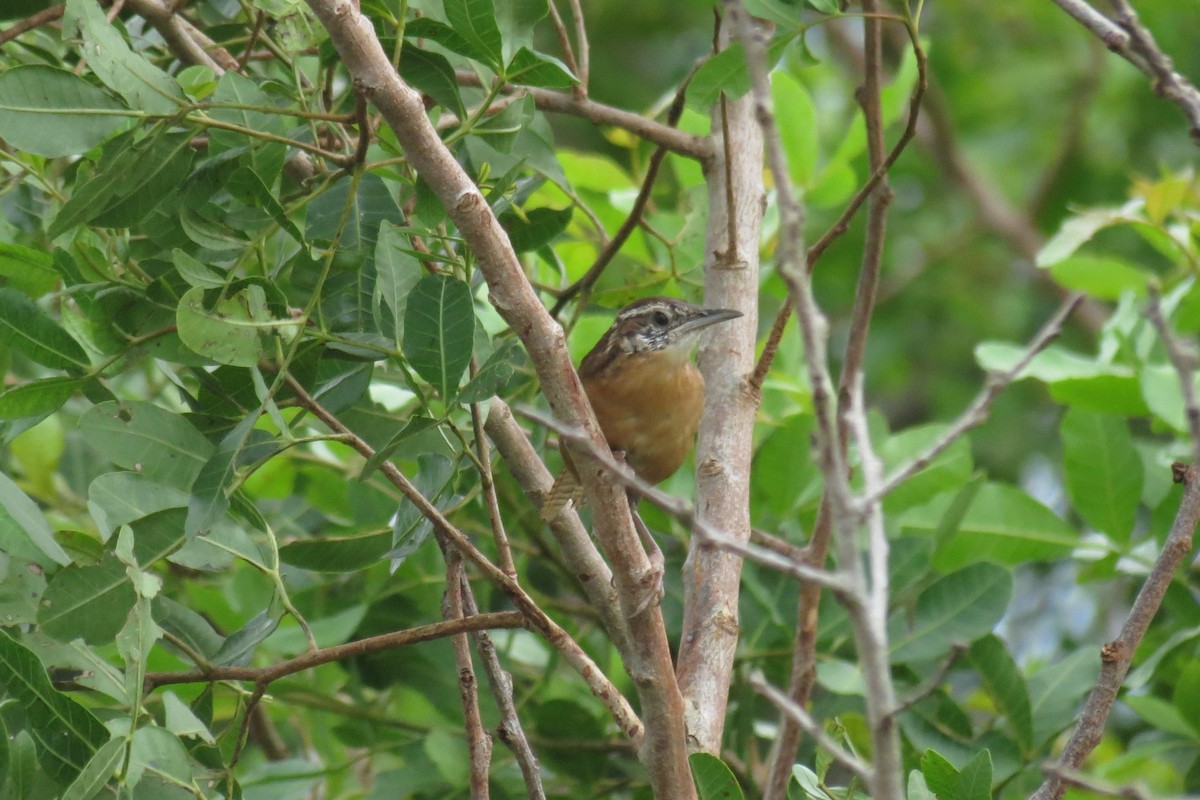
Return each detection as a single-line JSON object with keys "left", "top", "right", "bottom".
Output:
{"left": 652, "top": 310, "right": 670, "bottom": 327}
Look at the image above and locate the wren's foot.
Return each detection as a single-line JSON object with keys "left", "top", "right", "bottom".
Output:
{"left": 629, "top": 508, "right": 665, "bottom": 616}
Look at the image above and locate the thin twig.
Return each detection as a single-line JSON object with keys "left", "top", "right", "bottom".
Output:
{"left": 460, "top": 574, "right": 547, "bottom": 800}
{"left": 865, "top": 292, "right": 1083, "bottom": 504}
{"left": 470, "top": 363, "right": 516, "bottom": 577}
{"left": 567, "top": 0, "right": 589, "bottom": 94}
{"left": 544, "top": 0, "right": 581, "bottom": 96}
{"left": 890, "top": 644, "right": 966, "bottom": 716}
{"left": 1047, "top": 0, "right": 1133, "bottom": 51}
{"left": 1050, "top": 0, "right": 1200, "bottom": 143}
{"left": 144, "top": 612, "right": 525, "bottom": 689}
{"left": 749, "top": 671, "right": 873, "bottom": 784}
{"left": 442, "top": 553, "right": 492, "bottom": 799}
{"left": 1041, "top": 765, "right": 1154, "bottom": 800}
{"left": 1146, "top": 289, "right": 1200, "bottom": 462}
{"left": 1030, "top": 463, "right": 1200, "bottom": 800}
{"left": 0, "top": 4, "right": 66, "bottom": 47}
{"left": 550, "top": 68, "right": 694, "bottom": 316}
{"left": 455, "top": 71, "right": 711, "bottom": 160}
{"left": 750, "top": 20, "right": 927, "bottom": 389}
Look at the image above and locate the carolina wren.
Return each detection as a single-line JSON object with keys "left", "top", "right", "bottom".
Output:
{"left": 542, "top": 296, "right": 742, "bottom": 519}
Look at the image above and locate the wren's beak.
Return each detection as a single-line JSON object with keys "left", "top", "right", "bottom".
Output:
{"left": 674, "top": 307, "right": 742, "bottom": 337}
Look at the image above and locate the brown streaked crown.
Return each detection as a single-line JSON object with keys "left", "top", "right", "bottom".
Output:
{"left": 579, "top": 297, "right": 741, "bottom": 378}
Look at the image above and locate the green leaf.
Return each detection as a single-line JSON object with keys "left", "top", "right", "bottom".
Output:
{"left": 177, "top": 285, "right": 298, "bottom": 367}
{"left": 38, "top": 551, "right": 136, "bottom": 644}
{"left": 501, "top": 206, "right": 573, "bottom": 253}
{"left": 80, "top": 401, "right": 215, "bottom": 490}
{"left": 772, "top": 70, "right": 819, "bottom": 186}
{"left": 504, "top": 47, "right": 578, "bottom": 88}
{"left": 390, "top": 453, "right": 455, "bottom": 568}
{"left": 64, "top": 0, "right": 182, "bottom": 115}
{"left": 87, "top": 472, "right": 189, "bottom": 541}
{"left": 401, "top": 273, "right": 476, "bottom": 399}
{"left": 0, "top": 242, "right": 60, "bottom": 296}
{"left": 881, "top": 424, "right": 974, "bottom": 515}
{"left": 907, "top": 771, "right": 937, "bottom": 800}
{"left": 404, "top": 18, "right": 496, "bottom": 66}
{"left": 1028, "top": 648, "right": 1099, "bottom": 747}
{"left": 209, "top": 71, "right": 288, "bottom": 179}
{"left": 974, "top": 341, "right": 1122, "bottom": 383}
{"left": 744, "top": 0, "right": 806, "bottom": 27}
{"left": 903, "top": 483, "right": 1078, "bottom": 569}
{"left": 60, "top": 738, "right": 123, "bottom": 800}
{"left": 0, "top": 377, "right": 83, "bottom": 421}
{"left": 49, "top": 132, "right": 195, "bottom": 237}
{"left": 153, "top": 595, "right": 225, "bottom": 661}
{"left": 1123, "top": 694, "right": 1197, "bottom": 739}
{"left": 0, "top": 65, "right": 127, "bottom": 158}
{"left": 398, "top": 46, "right": 466, "bottom": 118}
{"left": 279, "top": 529, "right": 392, "bottom": 572}
{"left": 688, "top": 36, "right": 793, "bottom": 110}
{"left": 956, "top": 750, "right": 993, "bottom": 800}
{"left": 305, "top": 174, "right": 403, "bottom": 333}
{"left": 690, "top": 752, "right": 745, "bottom": 800}
{"left": 161, "top": 691, "right": 215, "bottom": 744}
{"left": 1140, "top": 363, "right": 1200, "bottom": 433}
{"left": 968, "top": 635, "right": 1033, "bottom": 752}
{"left": 443, "top": 0, "right": 504, "bottom": 68}
{"left": 0, "top": 287, "right": 88, "bottom": 370}
{"left": 211, "top": 610, "right": 278, "bottom": 667}
{"left": 920, "top": 749, "right": 959, "bottom": 798}
{"left": 185, "top": 411, "right": 260, "bottom": 538}
{"left": 1048, "top": 254, "right": 1148, "bottom": 299}
{"left": 126, "top": 726, "right": 193, "bottom": 788}
{"left": 172, "top": 248, "right": 226, "bottom": 289}
{"left": 459, "top": 339, "right": 523, "bottom": 403}
{"left": 1173, "top": 659, "right": 1200, "bottom": 736}
{"left": 0, "top": 629, "right": 108, "bottom": 783}
{"left": 0, "top": 470, "right": 72, "bottom": 567}
{"left": 1060, "top": 408, "right": 1142, "bottom": 543}
{"left": 359, "top": 415, "right": 440, "bottom": 479}
{"left": 375, "top": 221, "right": 423, "bottom": 336}
{"left": 226, "top": 166, "right": 305, "bottom": 245}
{"left": 688, "top": 43, "right": 752, "bottom": 110}
{"left": 1036, "top": 201, "right": 1143, "bottom": 266}
{"left": 889, "top": 562, "right": 1012, "bottom": 663}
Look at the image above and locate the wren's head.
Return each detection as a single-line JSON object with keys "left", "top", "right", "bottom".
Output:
{"left": 580, "top": 296, "right": 742, "bottom": 376}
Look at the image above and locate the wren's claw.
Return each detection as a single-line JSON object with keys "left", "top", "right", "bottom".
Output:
{"left": 628, "top": 507, "right": 665, "bottom": 616}
{"left": 631, "top": 546, "right": 666, "bottom": 617}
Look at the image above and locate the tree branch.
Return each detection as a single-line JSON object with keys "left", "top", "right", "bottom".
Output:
{"left": 0, "top": 4, "right": 66, "bottom": 48}
{"left": 455, "top": 70, "right": 711, "bottom": 160}
{"left": 1050, "top": 0, "right": 1200, "bottom": 143}
{"left": 519, "top": 408, "right": 850, "bottom": 594}
{"left": 1030, "top": 462, "right": 1200, "bottom": 800}
{"left": 145, "top": 612, "right": 525, "bottom": 689}
{"left": 301, "top": 4, "right": 691, "bottom": 791}
{"left": 675, "top": 7, "right": 764, "bottom": 751}
{"left": 865, "top": 292, "right": 1083, "bottom": 504}
{"left": 459, "top": 573, "right": 547, "bottom": 800}
{"left": 750, "top": 671, "right": 873, "bottom": 785}
{"left": 284, "top": 374, "right": 644, "bottom": 745}
{"left": 482, "top": 398, "right": 632, "bottom": 654}
{"left": 549, "top": 69, "right": 694, "bottom": 316}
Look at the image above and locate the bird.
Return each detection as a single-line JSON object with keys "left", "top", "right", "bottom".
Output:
{"left": 541, "top": 296, "right": 742, "bottom": 521}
